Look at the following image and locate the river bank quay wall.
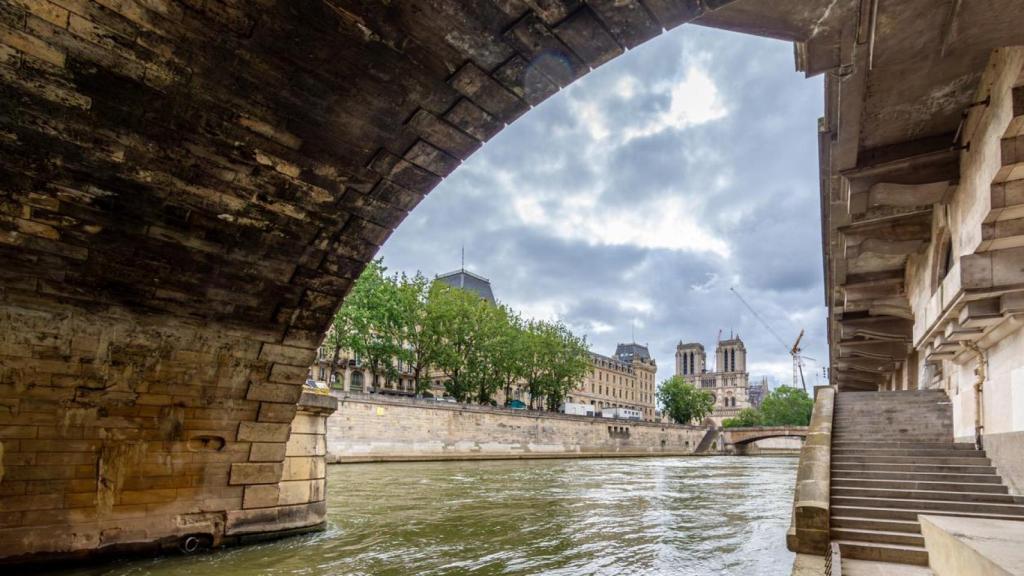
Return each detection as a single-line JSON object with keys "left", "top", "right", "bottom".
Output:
{"left": 326, "top": 393, "right": 713, "bottom": 463}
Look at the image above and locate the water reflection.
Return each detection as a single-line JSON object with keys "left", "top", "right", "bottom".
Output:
{"left": 47, "top": 456, "right": 796, "bottom": 576}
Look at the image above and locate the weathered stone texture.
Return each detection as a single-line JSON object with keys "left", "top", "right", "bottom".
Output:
{"left": 326, "top": 394, "right": 706, "bottom": 462}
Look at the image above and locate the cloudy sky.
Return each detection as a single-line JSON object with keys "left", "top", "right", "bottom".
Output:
{"left": 379, "top": 24, "right": 827, "bottom": 389}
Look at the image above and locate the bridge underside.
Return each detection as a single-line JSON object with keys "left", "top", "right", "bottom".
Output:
{"left": 1, "top": 0, "right": 1022, "bottom": 563}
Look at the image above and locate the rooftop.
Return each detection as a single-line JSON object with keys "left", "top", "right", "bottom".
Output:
{"left": 435, "top": 268, "right": 495, "bottom": 304}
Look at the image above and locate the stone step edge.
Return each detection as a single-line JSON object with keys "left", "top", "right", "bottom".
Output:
{"left": 830, "top": 470, "right": 1002, "bottom": 480}
{"left": 831, "top": 539, "right": 928, "bottom": 553}
{"left": 831, "top": 496, "right": 1024, "bottom": 513}
{"left": 831, "top": 487, "right": 1022, "bottom": 502}
{"left": 831, "top": 477, "right": 1006, "bottom": 489}
{"left": 832, "top": 539, "right": 930, "bottom": 566}
{"left": 830, "top": 515, "right": 922, "bottom": 530}
{"left": 831, "top": 458, "right": 991, "bottom": 464}
{"left": 830, "top": 505, "right": 1024, "bottom": 521}
{"left": 830, "top": 527, "right": 925, "bottom": 541}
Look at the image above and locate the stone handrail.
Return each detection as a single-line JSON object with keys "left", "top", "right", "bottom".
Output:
{"left": 786, "top": 385, "right": 835, "bottom": 555}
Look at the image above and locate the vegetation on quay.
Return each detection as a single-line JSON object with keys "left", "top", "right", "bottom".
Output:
{"left": 325, "top": 261, "right": 592, "bottom": 408}
{"left": 656, "top": 376, "right": 814, "bottom": 428}
{"left": 657, "top": 376, "right": 715, "bottom": 425}
{"left": 721, "top": 386, "right": 813, "bottom": 428}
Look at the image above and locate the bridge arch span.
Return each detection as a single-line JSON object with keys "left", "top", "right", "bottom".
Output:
{"left": 1, "top": 0, "right": 1010, "bottom": 564}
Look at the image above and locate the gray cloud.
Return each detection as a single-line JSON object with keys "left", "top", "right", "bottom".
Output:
{"left": 379, "top": 25, "right": 828, "bottom": 388}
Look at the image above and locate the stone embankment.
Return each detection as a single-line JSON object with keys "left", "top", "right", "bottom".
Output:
{"left": 326, "top": 393, "right": 712, "bottom": 463}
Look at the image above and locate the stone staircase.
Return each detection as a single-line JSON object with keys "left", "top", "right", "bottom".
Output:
{"left": 829, "top": 390, "right": 1024, "bottom": 566}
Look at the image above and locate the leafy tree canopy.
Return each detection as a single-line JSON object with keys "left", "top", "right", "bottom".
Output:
{"left": 657, "top": 376, "right": 714, "bottom": 425}
{"left": 722, "top": 408, "right": 764, "bottom": 428}
{"left": 327, "top": 261, "right": 591, "bottom": 408}
{"left": 721, "top": 386, "right": 813, "bottom": 428}
{"left": 759, "top": 386, "right": 813, "bottom": 426}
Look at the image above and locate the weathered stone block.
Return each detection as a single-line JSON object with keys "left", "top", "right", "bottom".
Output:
{"left": 282, "top": 456, "right": 325, "bottom": 481}
{"left": 237, "top": 422, "right": 290, "bottom": 443}
{"left": 243, "top": 484, "right": 280, "bottom": 509}
{"left": 246, "top": 382, "right": 302, "bottom": 404}
{"left": 276, "top": 479, "right": 311, "bottom": 506}
{"left": 290, "top": 413, "right": 325, "bottom": 435}
{"left": 267, "top": 363, "right": 308, "bottom": 385}
{"left": 285, "top": 433, "right": 325, "bottom": 457}
{"left": 249, "top": 442, "right": 287, "bottom": 462}
{"left": 258, "top": 402, "right": 298, "bottom": 423}
{"left": 228, "top": 462, "right": 283, "bottom": 486}
{"left": 258, "top": 344, "right": 315, "bottom": 366}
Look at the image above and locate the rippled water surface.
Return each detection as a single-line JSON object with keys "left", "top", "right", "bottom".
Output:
{"left": 52, "top": 456, "right": 797, "bottom": 576}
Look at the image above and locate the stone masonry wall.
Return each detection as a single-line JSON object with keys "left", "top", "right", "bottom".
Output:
{"left": 326, "top": 393, "right": 709, "bottom": 462}
{"left": 0, "top": 298, "right": 332, "bottom": 562}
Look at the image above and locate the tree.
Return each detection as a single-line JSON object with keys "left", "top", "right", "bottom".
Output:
{"left": 521, "top": 320, "right": 549, "bottom": 410}
{"left": 759, "top": 386, "right": 813, "bottom": 426}
{"left": 484, "top": 308, "right": 528, "bottom": 406}
{"left": 541, "top": 322, "right": 590, "bottom": 412}
{"left": 657, "top": 375, "right": 714, "bottom": 425}
{"left": 336, "top": 260, "right": 404, "bottom": 392}
{"left": 427, "top": 282, "right": 484, "bottom": 403}
{"left": 394, "top": 271, "right": 441, "bottom": 395}
{"left": 722, "top": 408, "right": 764, "bottom": 428}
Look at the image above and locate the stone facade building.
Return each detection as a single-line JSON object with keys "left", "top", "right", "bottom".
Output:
{"left": 568, "top": 343, "right": 659, "bottom": 421}
{"left": 676, "top": 337, "right": 752, "bottom": 425}
{"left": 823, "top": 48, "right": 1024, "bottom": 491}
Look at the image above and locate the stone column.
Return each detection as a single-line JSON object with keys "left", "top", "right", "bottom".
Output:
{"left": 227, "top": 391, "right": 338, "bottom": 539}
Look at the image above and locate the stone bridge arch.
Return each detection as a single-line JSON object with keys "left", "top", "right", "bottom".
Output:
{"left": 2, "top": 0, "right": 1018, "bottom": 564}
{"left": 0, "top": 0, "right": 841, "bottom": 562}
{"left": 720, "top": 426, "right": 808, "bottom": 455}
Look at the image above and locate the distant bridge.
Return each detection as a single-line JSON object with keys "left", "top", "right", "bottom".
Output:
{"left": 697, "top": 426, "right": 809, "bottom": 455}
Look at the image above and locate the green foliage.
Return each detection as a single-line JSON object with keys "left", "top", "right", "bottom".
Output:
{"left": 519, "top": 320, "right": 590, "bottom": 410}
{"left": 330, "top": 260, "right": 591, "bottom": 408}
{"left": 721, "top": 386, "right": 813, "bottom": 428}
{"left": 759, "top": 386, "right": 813, "bottom": 426}
{"left": 334, "top": 260, "right": 404, "bottom": 390}
{"left": 722, "top": 408, "right": 764, "bottom": 428}
{"left": 394, "top": 271, "right": 441, "bottom": 394}
{"left": 657, "top": 375, "right": 714, "bottom": 425}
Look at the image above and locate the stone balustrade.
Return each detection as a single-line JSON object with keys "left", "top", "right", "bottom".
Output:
{"left": 787, "top": 385, "right": 835, "bottom": 555}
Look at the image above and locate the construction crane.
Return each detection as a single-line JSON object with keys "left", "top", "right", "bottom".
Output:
{"left": 729, "top": 287, "right": 813, "bottom": 392}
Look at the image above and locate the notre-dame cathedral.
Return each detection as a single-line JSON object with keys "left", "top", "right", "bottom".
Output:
{"left": 676, "top": 336, "right": 767, "bottom": 425}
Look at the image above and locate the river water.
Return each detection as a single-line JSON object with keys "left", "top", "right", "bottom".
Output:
{"left": 52, "top": 456, "right": 797, "bottom": 576}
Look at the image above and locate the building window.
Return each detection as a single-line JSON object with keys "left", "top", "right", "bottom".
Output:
{"left": 350, "top": 371, "right": 364, "bottom": 392}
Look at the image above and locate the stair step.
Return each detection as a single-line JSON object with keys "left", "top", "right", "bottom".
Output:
{"left": 831, "top": 478, "right": 1008, "bottom": 494}
{"left": 832, "top": 455, "right": 990, "bottom": 465}
{"left": 829, "top": 469, "right": 1004, "bottom": 483}
{"left": 832, "top": 486, "right": 1022, "bottom": 504}
{"left": 831, "top": 462, "right": 995, "bottom": 474}
{"left": 833, "top": 539, "right": 929, "bottom": 566}
{"left": 832, "top": 448, "right": 984, "bottom": 458}
{"left": 830, "top": 515, "right": 922, "bottom": 534}
{"left": 831, "top": 504, "right": 1024, "bottom": 523}
{"left": 831, "top": 527, "right": 924, "bottom": 547}
{"left": 831, "top": 496, "right": 1024, "bottom": 516}
{"left": 832, "top": 441, "right": 977, "bottom": 451}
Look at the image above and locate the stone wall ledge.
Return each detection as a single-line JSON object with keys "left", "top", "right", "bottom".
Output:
{"left": 328, "top": 450, "right": 708, "bottom": 464}
{"left": 787, "top": 385, "right": 834, "bottom": 555}
{"left": 331, "top": 391, "right": 704, "bottom": 431}
{"left": 299, "top": 390, "right": 339, "bottom": 415}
